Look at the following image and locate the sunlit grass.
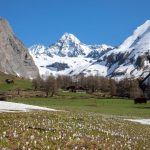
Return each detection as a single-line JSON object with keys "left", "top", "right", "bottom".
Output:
{"left": 9, "top": 97, "right": 150, "bottom": 118}
{"left": 0, "top": 111, "right": 150, "bottom": 149}
{"left": 0, "top": 72, "right": 32, "bottom": 91}
{"left": 1, "top": 78, "right": 150, "bottom": 149}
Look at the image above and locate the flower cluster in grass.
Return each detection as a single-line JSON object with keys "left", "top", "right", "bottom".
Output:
{"left": 0, "top": 111, "right": 150, "bottom": 149}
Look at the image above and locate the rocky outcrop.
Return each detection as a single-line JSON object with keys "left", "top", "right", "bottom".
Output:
{"left": 46, "top": 62, "right": 69, "bottom": 71}
{"left": 0, "top": 17, "right": 39, "bottom": 79}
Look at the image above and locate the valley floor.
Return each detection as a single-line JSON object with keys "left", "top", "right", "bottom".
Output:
{"left": 0, "top": 110, "right": 150, "bottom": 149}
{"left": 0, "top": 92, "right": 150, "bottom": 149}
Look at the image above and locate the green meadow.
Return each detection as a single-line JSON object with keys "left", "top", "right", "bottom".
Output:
{"left": 1, "top": 75, "right": 150, "bottom": 149}
{"left": 9, "top": 91, "right": 150, "bottom": 118}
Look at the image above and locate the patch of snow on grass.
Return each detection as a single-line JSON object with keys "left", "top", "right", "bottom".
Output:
{"left": 125, "top": 119, "right": 150, "bottom": 125}
{"left": 0, "top": 101, "right": 58, "bottom": 112}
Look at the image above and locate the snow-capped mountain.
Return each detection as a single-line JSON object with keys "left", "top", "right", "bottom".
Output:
{"left": 29, "top": 33, "right": 113, "bottom": 77}
{"left": 100, "top": 20, "right": 150, "bottom": 80}
{"left": 29, "top": 20, "right": 150, "bottom": 79}
{"left": 50, "top": 32, "right": 91, "bottom": 57}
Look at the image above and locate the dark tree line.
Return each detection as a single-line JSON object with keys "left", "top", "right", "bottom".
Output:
{"left": 32, "top": 75, "right": 144, "bottom": 98}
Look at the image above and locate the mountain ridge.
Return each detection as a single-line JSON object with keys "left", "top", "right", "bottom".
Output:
{"left": 29, "top": 20, "right": 150, "bottom": 79}
{"left": 29, "top": 32, "right": 113, "bottom": 77}
{"left": 101, "top": 20, "right": 150, "bottom": 79}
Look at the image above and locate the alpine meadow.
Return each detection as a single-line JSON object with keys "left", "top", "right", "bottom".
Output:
{"left": 0, "top": 0, "right": 150, "bottom": 149}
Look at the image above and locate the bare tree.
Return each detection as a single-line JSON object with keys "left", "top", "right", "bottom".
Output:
{"left": 32, "top": 76, "right": 42, "bottom": 91}
{"left": 43, "top": 76, "right": 57, "bottom": 97}
{"left": 109, "top": 79, "right": 117, "bottom": 96}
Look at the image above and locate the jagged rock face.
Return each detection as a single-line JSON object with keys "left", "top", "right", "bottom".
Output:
{"left": 0, "top": 18, "right": 39, "bottom": 79}
{"left": 53, "top": 33, "right": 87, "bottom": 57}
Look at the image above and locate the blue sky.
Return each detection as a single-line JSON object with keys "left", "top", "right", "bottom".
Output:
{"left": 0, "top": 0, "right": 150, "bottom": 47}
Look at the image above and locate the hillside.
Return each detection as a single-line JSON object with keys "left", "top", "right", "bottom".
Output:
{"left": 101, "top": 20, "right": 150, "bottom": 80}
{"left": 0, "top": 17, "right": 39, "bottom": 79}
{"left": 0, "top": 71, "right": 32, "bottom": 91}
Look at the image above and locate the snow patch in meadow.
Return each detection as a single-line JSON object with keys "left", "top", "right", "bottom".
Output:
{"left": 0, "top": 101, "right": 58, "bottom": 112}
{"left": 125, "top": 119, "right": 150, "bottom": 125}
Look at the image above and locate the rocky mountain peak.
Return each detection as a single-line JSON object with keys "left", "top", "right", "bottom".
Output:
{"left": 29, "top": 32, "right": 114, "bottom": 77}
{"left": 29, "top": 44, "right": 46, "bottom": 55}
{"left": 59, "top": 32, "right": 80, "bottom": 44}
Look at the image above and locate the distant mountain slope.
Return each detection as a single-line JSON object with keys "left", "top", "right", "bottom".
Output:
{"left": 100, "top": 20, "right": 150, "bottom": 79}
{"left": 29, "top": 33, "right": 113, "bottom": 77}
{"left": 29, "top": 20, "right": 150, "bottom": 79}
{"left": 0, "top": 17, "right": 39, "bottom": 79}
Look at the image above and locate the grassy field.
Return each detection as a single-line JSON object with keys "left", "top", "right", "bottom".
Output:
{"left": 9, "top": 91, "right": 150, "bottom": 118}
{"left": 0, "top": 72, "right": 31, "bottom": 91}
{"left": 0, "top": 111, "right": 150, "bottom": 149}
